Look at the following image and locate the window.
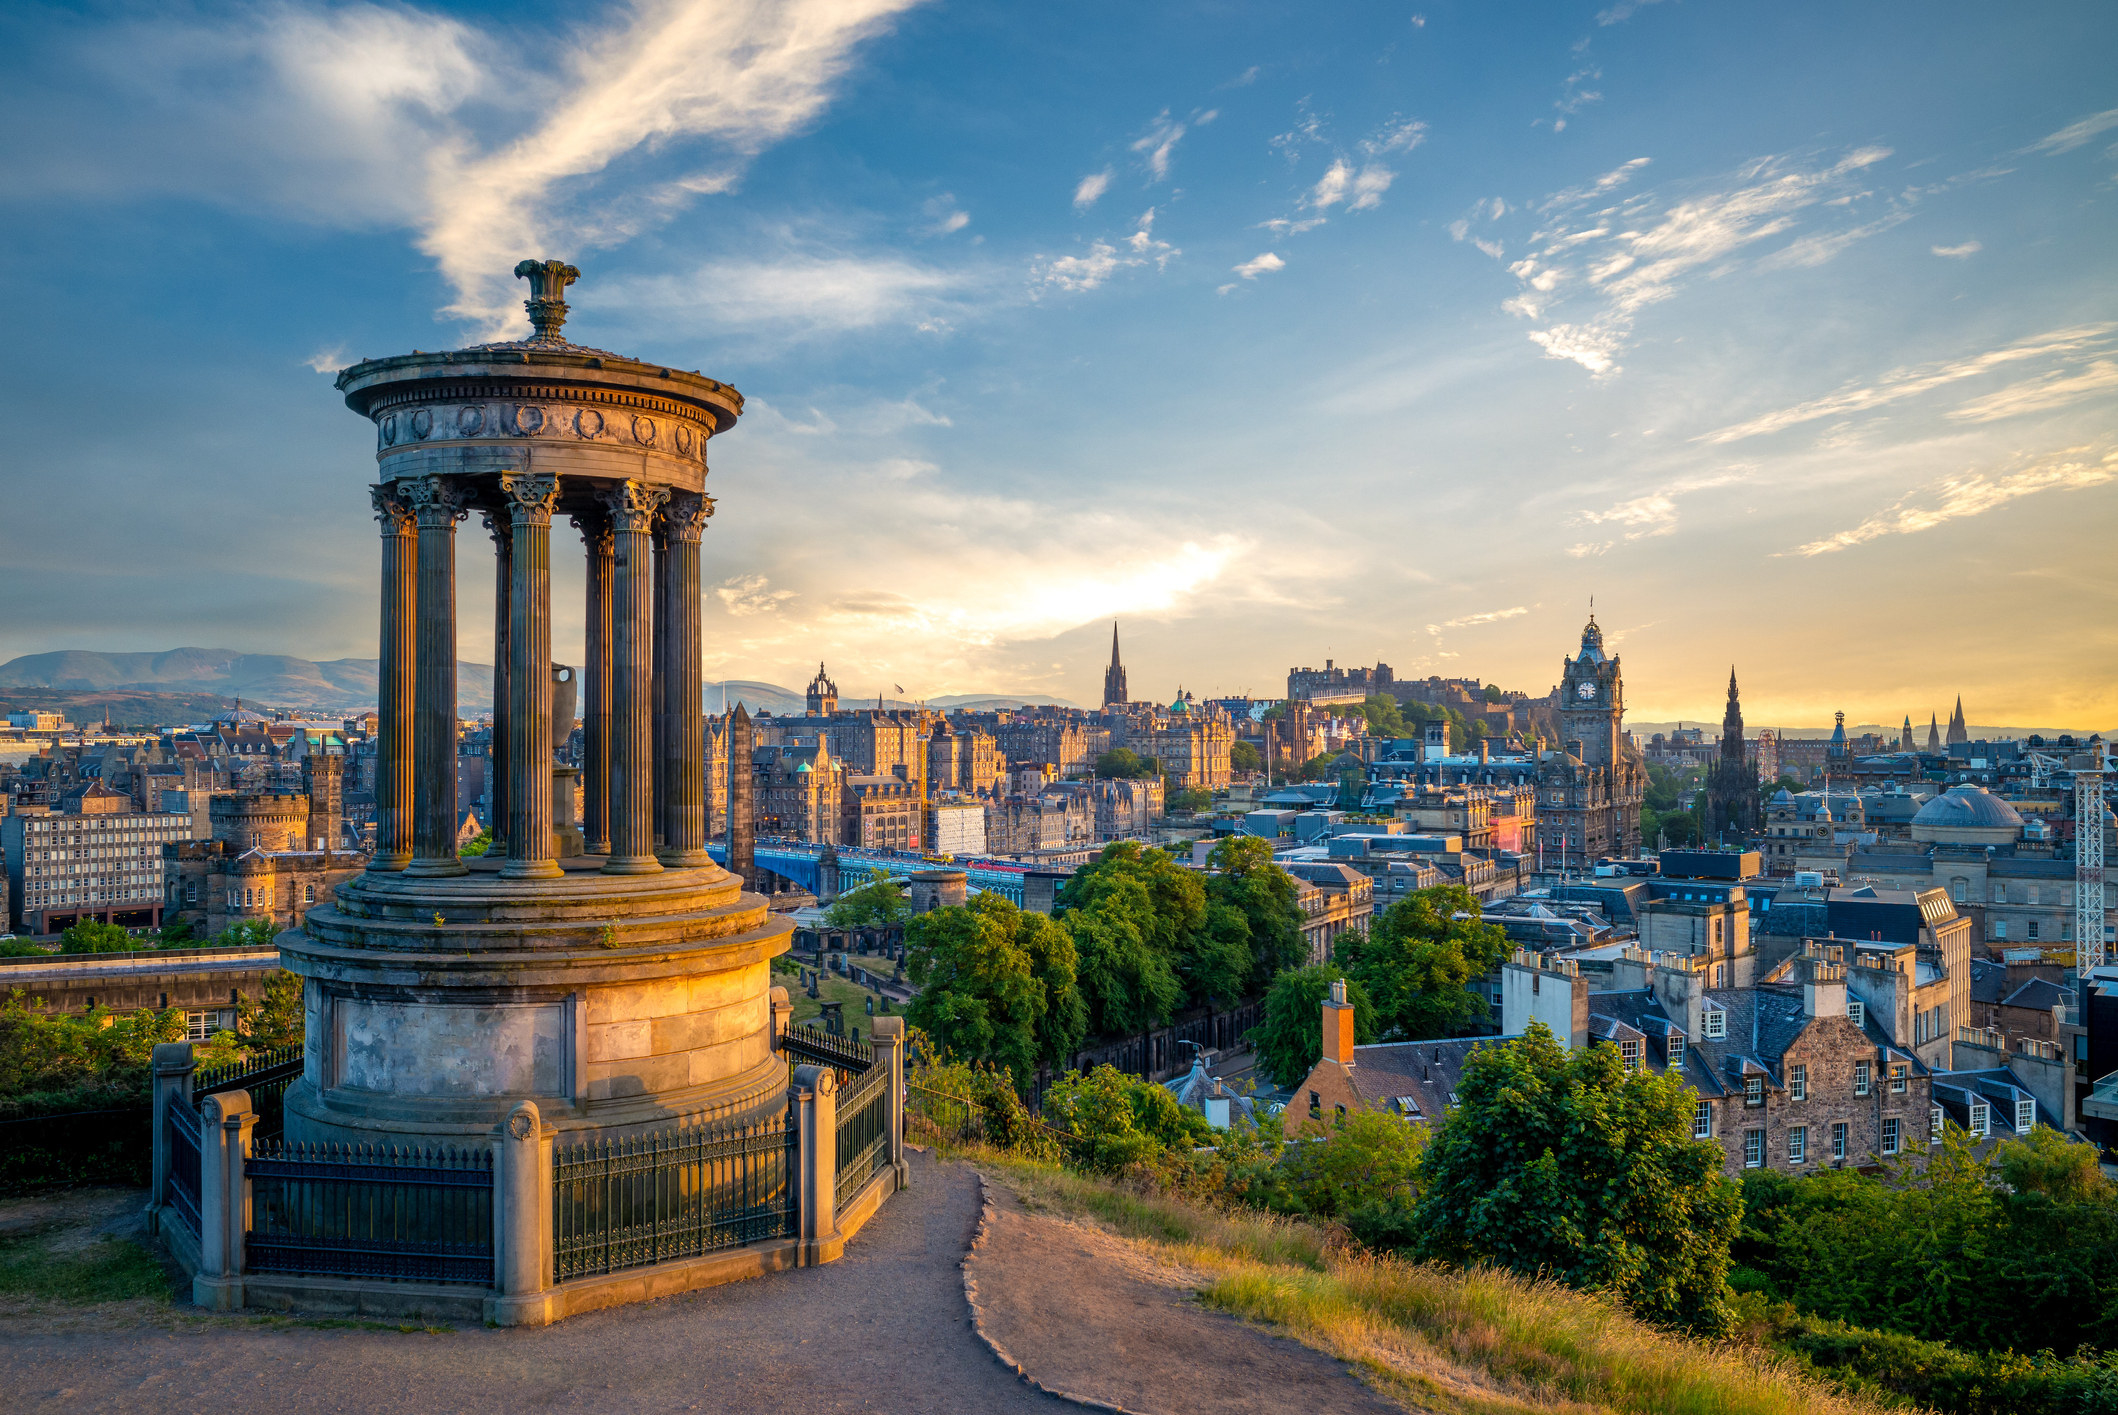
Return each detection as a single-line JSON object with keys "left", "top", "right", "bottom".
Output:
{"left": 2027, "top": 921, "right": 2040, "bottom": 940}
{"left": 1992, "top": 920, "right": 2008, "bottom": 941}
{"left": 1704, "top": 1008, "right": 1726, "bottom": 1039}
{"left": 1693, "top": 1101, "right": 1713, "bottom": 1139}
{"left": 1744, "top": 1074, "right": 1764, "bottom": 1105}
{"left": 304, "top": 884, "right": 316, "bottom": 904}
{"left": 1712, "top": 963, "right": 1728, "bottom": 988}
{"left": 1854, "top": 1061, "right": 1871, "bottom": 1096}
{"left": 1309, "top": 1091, "right": 1321, "bottom": 1117}
{"left": 1744, "top": 1130, "right": 1764, "bottom": 1168}
{"left": 1847, "top": 998, "right": 1866, "bottom": 1028}
{"left": 1789, "top": 1126, "right": 1807, "bottom": 1164}
{"left": 1667, "top": 1034, "right": 1684, "bottom": 1067}
{"left": 1832, "top": 1122, "right": 1849, "bottom": 1160}
{"left": 1882, "top": 1118, "right": 1900, "bottom": 1155}
{"left": 2016, "top": 1099, "right": 2036, "bottom": 1134}
{"left": 1932, "top": 1106, "right": 1945, "bottom": 1143}
{"left": 1790, "top": 1064, "right": 1807, "bottom": 1102}
{"left": 1970, "top": 1103, "right": 1990, "bottom": 1137}
{"left": 1889, "top": 1064, "right": 1907, "bottom": 1094}
{"left": 1618, "top": 1038, "right": 1642, "bottom": 1071}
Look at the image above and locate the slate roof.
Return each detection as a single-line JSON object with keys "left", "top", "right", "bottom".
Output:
{"left": 1970, "top": 958, "right": 2010, "bottom": 1006}
{"left": 1344, "top": 1036, "right": 1512, "bottom": 1122}
{"left": 2002, "top": 977, "right": 2072, "bottom": 1012}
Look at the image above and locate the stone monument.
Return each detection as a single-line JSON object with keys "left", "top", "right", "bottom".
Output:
{"left": 280, "top": 259, "right": 793, "bottom": 1146}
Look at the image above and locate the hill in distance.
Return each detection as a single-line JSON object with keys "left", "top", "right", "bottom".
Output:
{"left": 703, "top": 681, "right": 1088, "bottom": 715}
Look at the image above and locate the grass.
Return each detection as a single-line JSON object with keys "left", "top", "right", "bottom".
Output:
{"left": 0, "top": 1231, "right": 171, "bottom": 1305}
{"left": 784, "top": 963, "right": 900, "bottom": 1030}
{"left": 958, "top": 1145, "right": 1889, "bottom": 1415}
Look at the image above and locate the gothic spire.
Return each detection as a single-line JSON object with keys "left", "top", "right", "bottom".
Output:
{"left": 1110, "top": 620, "right": 1121, "bottom": 668}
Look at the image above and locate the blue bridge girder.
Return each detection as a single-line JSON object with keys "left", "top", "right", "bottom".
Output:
{"left": 705, "top": 840, "right": 1027, "bottom": 906}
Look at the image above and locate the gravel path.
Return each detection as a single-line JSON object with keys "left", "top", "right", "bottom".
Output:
{"left": 965, "top": 1180, "right": 1408, "bottom": 1415}
{"left": 2, "top": 1151, "right": 1071, "bottom": 1415}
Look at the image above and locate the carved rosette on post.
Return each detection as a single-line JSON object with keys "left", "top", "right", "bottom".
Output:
{"left": 294, "top": 262, "right": 790, "bottom": 1153}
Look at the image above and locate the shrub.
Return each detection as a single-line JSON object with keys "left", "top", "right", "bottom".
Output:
{"left": 1042, "top": 1064, "right": 1212, "bottom": 1174}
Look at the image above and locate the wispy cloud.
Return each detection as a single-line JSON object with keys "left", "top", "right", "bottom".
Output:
{"left": 1132, "top": 110, "right": 1187, "bottom": 181}
{"left": 1789, "top": 447, "right": 2118, "bottom": 556}
{"left": 1032, "top": 210, "right": 1178, "bottom": 294}
{"left": 717, "top": 573, "right": 798, "bottom": 616}
{"left": 1499, "top": 147, "right": 1900, "bottom": 375}
{"left": 1072, "top": 169, "right": 1111, "bottom": 209}
{"left": 1700, "top": 324, "right": 2118, "bottom": 443}
{"left": 1428, "top": 606, "right": 1529, "bottom": 634}
{"left": 921, "top": 193, "right": 969, "bottom": 235}
{"left": 2024, "top": 107, "right": 2118, "bottom": 156}
{"left": 1931, "top": 240, "right": 1982, "bottom": 258}
{"left": 1948, "top": 359, "right": 2118, "bottom": 424}
{"left": 1596, "top": 0, "right": 1675, "bottom": 23}
{"left": 1567, "top": 469, "right": 1749, "bottom": 554}
{"left": 608, "top": 250, "right": 974, "bottom": 338}
{"left": 304, "top": 345, "right": 348, "bottom": 374}
{"left": 1232, "top": 252, "right": 1285, "bottom": 280}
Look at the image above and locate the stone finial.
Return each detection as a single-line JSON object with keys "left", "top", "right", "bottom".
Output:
{"left": 514, "top": 259, "right": 580, "bottom": 342}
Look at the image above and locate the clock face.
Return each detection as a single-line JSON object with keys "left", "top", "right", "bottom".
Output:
{"left": 1576, "top": 680, "right": 1597, "bottom": 701}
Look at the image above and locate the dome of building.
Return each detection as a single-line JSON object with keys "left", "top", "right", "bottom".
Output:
{"left": 1909, "top": 783, "right": 2025, "bottom": 846}
{"left": 1913, "top": 784, "right": 2024, "bottom": 831}
{"left": 1771, "top": 788, "right": 1794, "bottom": 805}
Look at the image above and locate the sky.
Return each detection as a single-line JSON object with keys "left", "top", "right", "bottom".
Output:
{"left": 0, "top": 0, "right": 2113, "bottom": 730}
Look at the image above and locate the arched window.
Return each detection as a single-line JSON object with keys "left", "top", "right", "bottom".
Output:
{"left": 244, "top": 887, "right": 254, "bottom": 908}
{"left": 304, "top": 884, "right": 316, "bottom": 904}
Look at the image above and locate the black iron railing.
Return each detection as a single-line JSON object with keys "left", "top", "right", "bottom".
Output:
{"left": 906, "top": 1082, "right": 1082, "bottom": 1159}
{"left": 552, "top": 1104, "right": 800, "bottom": 1282}
{"left": 782, "top": 1023, "right": 874, "bottom": 1087}
{"left": 834, "top": 1062, "right": 892, "bottom": 1214}
{"left": 165, "top": 1102, "right": 203, "bottom": 1240}
{"left": 245, "top": 1140, "right": 494, "bottom": 1285}
{"left": 197, "top": 1045, "right": 304, "bottom": 1142}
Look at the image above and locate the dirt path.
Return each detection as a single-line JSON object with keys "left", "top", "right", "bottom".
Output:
{"left": 1, "top": 1151, "right": 1071, "bottom": 1415}
{"left": 965, "top": 1177, "right": 1410, "bottom": 1415}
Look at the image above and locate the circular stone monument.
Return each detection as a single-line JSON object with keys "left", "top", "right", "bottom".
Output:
{"left": 279, "top": 260, "right": 792, "bottom": 1146}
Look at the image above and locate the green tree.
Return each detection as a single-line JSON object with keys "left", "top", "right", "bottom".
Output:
{"left": 1335, "top": 885, "right": 1509, "bottom": 1041}
{"left": 1279, "top": 1107, "right": 1427, "bottom": 1220}
{"left": 1296, "top": 752, "right": 1337, "bottom": 782}
{"left": 1166, "top": 786, "right": 1213, "bottom": 814}
{"left": 213, "top": 919, "right": 282, "bottom": 948}
{"left": 59, "top": 920, "right": 136, "bottom": 954}
{"left": 1230, "top": 740, "right": 1263, "bottom": 774}
{"left": 1205, "top": 836, "right": 1306, "bottom": 993}
{"left": 1251, "top": 964, "right": 1375, "bottom": 1086}
{"left": 1359, "top": 694, "right": 1410, "bottom": 740}
{"left": 906, "top": 895, "right": 1058, "bottom": 1084}
{"left": 459, "top": 827, "right": 493, "bottom": 858}
{"left": 237, "top": 970, "right": 305, "bottom": 1051}
{"left": 823, "top": 869, "right": 912, "bottom": 930}
{"left": 1058, "top": 842, "right": 1206, "bottom": 969}
{"left": 155, "top": 916, "right": 196, "bottom": 947}
{"left": 1409, "top": 1021, "right": 1740, "bottom": 1335}
{"left": 1483, "top": 684, "right": 1507, "bottom": 704}
{"left": 1067, "top": 881, "right": 1184, "bottom": 1040}
{"left": 1042, "top": 1063, "right": 1212, "bottom": 1173}
{"left": 1093, "top": 748, "right": 1160, "bottom": 780}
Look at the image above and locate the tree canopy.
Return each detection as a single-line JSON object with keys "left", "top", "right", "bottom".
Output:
{"left": 823, "top": 869, "right": 912, "bottom": 930}
{"left": 904, "top": 893, "right": 1085, "bottom": 1083}
{"left": 59, "top": 920, "right": 136, "bottom": 955}
{"left": 1251, "top": 964, "right": 1375, "bottom": 1086}
{"left": 1229, "top": 740, "right": 1263, "bottom": 774}
{"left": 1334, "top": 885, "right": 1509, "bottom": 1042}
{"left": 1093, "top": 748, "right": 1161, "bottom": 780}
{"left": 1408, "top": 1021, "right": 1740, "bottom": 1335}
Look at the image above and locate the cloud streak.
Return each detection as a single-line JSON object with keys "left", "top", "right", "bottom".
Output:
{"left": 1789, "top": 447, "right": 2118, "bottom": 556}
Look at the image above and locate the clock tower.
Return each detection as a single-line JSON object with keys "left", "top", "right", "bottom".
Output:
{"left": 1558, "top": 616, "right": 1622, "bottom": 767}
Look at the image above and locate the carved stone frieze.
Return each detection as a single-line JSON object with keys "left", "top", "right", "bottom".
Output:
{"left": 371, "top": 396, "right": 708, "bottom": 460}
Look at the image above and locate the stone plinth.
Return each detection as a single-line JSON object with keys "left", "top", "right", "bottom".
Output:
{"left": 281, "top": 856, "right": 791, "bottom": 1144}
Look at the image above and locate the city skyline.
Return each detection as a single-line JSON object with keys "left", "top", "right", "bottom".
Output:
{"left": 1, "top": 1, "right": 2113, "bottom": 727}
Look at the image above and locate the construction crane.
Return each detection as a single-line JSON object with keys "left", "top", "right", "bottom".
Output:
{"left": 2081, "top": 743, "right": 2108, "bottom": 977}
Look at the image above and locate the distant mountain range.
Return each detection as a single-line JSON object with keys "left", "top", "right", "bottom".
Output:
{"left": 0, "top": 650, "right": 1084, "bottom": 720}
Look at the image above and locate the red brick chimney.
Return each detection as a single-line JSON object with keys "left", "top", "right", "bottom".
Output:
{"left": 1323, "top": 978, "right": 1356, "bottom": 1068}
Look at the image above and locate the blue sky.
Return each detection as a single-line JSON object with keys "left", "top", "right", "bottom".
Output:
{"left": 1, "top": 0, "right": 2113, "bottom": 728}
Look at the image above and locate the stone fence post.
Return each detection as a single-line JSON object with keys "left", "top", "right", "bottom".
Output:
{"left": 769, "top": 984, "right": 792, "bottom": 1051}
{"left": 147, "top": 1041, "right": 196, "bottom": 1234}
{"left": 793, "top": 1063, "right": 840, "bottom": 1265}
{"left": 193, "top": 1089, "right": 256, "bottom": 1312}
{"left": 870, "top": 1016, "right": 907, "bottom": 1188}
{"left": 485, "top": 1100, "right": 555, "bottom": 1326}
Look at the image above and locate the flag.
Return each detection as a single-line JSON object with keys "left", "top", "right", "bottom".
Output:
{"left": 894, "top": 684, "right": 904, "bottom": 694}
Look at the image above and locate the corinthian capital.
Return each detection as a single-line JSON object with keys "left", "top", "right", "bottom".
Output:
{"left": 499, "top": 471, "right": 561, "bottom": 523}
{"left": 570, "top": 510, "right": 614, "bottom": 554}
{"left": 369, "top": 483, "right": 416, "bottom": 536}
{"left": 402, "top": 475, "right": 469, "bottom": 527}
{"left": 600, "top": 480, "right": 669, "bottom": 534}
{"left": 663, "top": 492, "right": 715, "bottom": 543}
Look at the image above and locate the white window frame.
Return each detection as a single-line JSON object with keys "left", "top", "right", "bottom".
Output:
{"left": 1889, "top": 1065, "right": 1907, "bottom": 1095}
{"left": 1931, "top": 1105, "right": 1944, "bottom": 1143}
{"left": 1790, "top": 1064, "right": 1807, "bottom": 1102}
{"left": 1854, "top": 1061, "right": 1871, "bottom": 1097}
{"left": 1848, "top": 998, "right": 1866, "bottom": 1029}
{"left": 1667, "top": 1034, "right": 1684, "bottom": 1067}
{"left": 1618, "top": 1038, "right": 1642, "bottom": 1071}
{"left": 1744, "top": 1074, "right": 1764, "bottom": 1106}
{"left": 1882, "top": 1117, "right": 1900, "bottom": 1155}
{"left": 1789, "top": 1125, "right": 1807, "bottom": 1164}
{"left": 1744, "top": 1129, "right": 1764, "bottom": 1168}
{"left": 1832, "top": 1121, "right": 1848, "bottom": 1160}
{"left": 1693, "top": 1101, "right": 1713, "bottom": 1139}
{"left": 1971, "top": 1102, "right": 1990, "bottom": 1137}
{"left": 2015, "top": 1099, "right": 2035, "bottom": 1134}
{"left": 1703, "top": 1008, "right": 1726, "bottom": 1039}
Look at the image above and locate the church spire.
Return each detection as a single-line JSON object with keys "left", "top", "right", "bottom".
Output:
{"left": 1102, "top": 621, "right": 1128, "bottom": 709}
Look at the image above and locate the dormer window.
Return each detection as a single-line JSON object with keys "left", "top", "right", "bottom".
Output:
{"left": 1703, "top": 1008, "right": 1726, "bottom": 1040}
{"left": 1744, "top": 1075, "right": 1764, "bottom": 1105}
{"left": 1618, "top": 1038, "right": 1642, "bottom": 1071}
{"left": 2015, "top": 1099, "right": 2036, "bottom": 1134}
{"left": 1889, "top": 1064, "right": 1907, "bottom": 1094}
{"left": 1667, "top": 1035, "right": 1684, "bottom": 1067}
{"left": 1848, "top": 998, "right": 1866, "bottom": 1029}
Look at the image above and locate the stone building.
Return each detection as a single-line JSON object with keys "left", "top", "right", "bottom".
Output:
{"left": 1103, "top": 622, "right": 1128, "bottom": 709}
{"left": 843, "top": 772, "right": 924, "bottom": 851}
{"left": 805, "top": 662, "right": 839, "bottom": 716}
{"left": 927, "top": 721, "right": 1002, "bottom": 798}
{"left": 3, "top": 793, "right": 195, "bottom": 934}
{"left": 987, "top": 790, "right": 1093, "bottom": 855}
{"left": 1537, "top": 616, "right": 1644, "bottom": 862}
{"left": 161, "top": 754, "right": 360, "bottom": 938}
{"left": 752, "top": 741, "right": 844, "bottom": 843}
{"left": 1090, "top": 774, "right": 1163, "bottom": 840}
{"left": 1133, "top": 704, "right": 1235, "bottom": 792}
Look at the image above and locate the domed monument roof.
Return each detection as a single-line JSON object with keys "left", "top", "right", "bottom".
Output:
{"left": 1913, "top": 784, "right": 2024, "bottom": 831}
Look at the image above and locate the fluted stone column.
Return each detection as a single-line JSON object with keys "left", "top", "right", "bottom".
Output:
{"left": 661, "top": 493, "right": 714, "bottom": 866}
{"left": 405, "top": 475, "right": 469, "bottom": 877}
{"left": 483, "top": 509, "right": 512, "bottom": 857}
{"left": 500, "top": 472, "right": 562, "bottom": 880}
{"left": 573, "top": 514, "right": 614, "bottom": 857}
{"left": 369, "top": 485, "right": 417, "bottom": 872}
{"left": 603, "top": 481, "right": 667, "bottom": 875}
{"left": 651, "top": 523, "right": 669, "bottom": 851}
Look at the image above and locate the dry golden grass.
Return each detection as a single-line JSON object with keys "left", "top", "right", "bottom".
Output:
{"left": 973, "top": 1150, "right": 1892, "bottom": 1415}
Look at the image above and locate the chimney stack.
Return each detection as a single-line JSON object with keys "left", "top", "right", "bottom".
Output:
{"left": 1322, "top": 977, "right": 1356, "bottom": 1067}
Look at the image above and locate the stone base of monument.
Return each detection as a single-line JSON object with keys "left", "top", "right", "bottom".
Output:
{"left": 277, "top": 857, "right": 793, "bottom": 1147}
